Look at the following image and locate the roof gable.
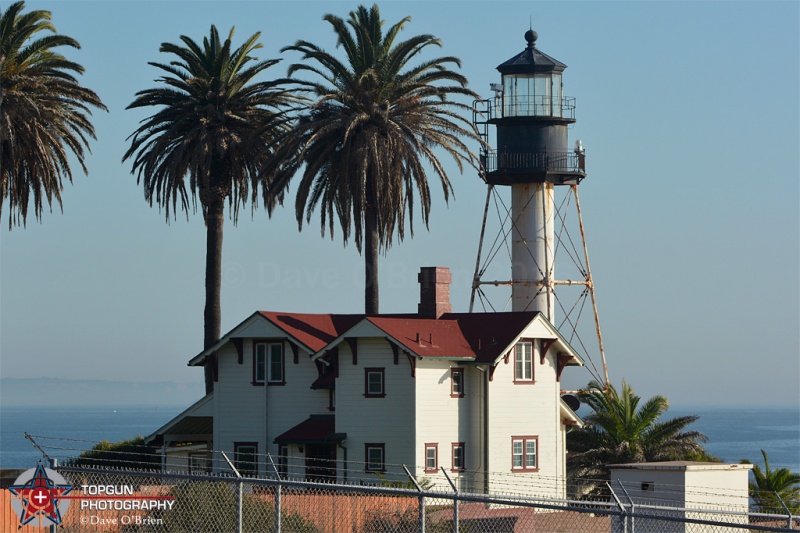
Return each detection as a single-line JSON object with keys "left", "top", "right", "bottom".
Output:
{"left": 312, "top": 311, "right": 568, "bottom": 364}
{"left": 258, "top": 312, "right": 362, "bottom": 353}
{"left": 189, "top": 309, "right": 582, "bottom": 367}
{"left": 189, "top": 311, "right": 363, "bottom": 365}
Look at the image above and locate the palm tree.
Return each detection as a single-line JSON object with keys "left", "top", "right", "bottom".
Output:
{"left": 741, "top": 450, "right": 800, "bottom": 514}
{"left": 265, "top": 4, "right": 481, "bottom": 314}
{"left": 124, "top": 26, "right": 297, "bottom": 393}
{"left": 567, "top": 380, "right": 708, "bottom": 499}
{"left": 0, "top": 1, "right": 106, "bottom": 229}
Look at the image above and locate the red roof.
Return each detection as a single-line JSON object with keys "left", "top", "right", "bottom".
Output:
{"left": 256, "top": 310, "right": 542, "bottom": 363}
{"left": 259, "top": 312, "right": 363, "bottom": 352}
{"left": 274, "top": 415, "right": 344, "bottom": 444}
{"left": 368, "top": 312, "right": 540, "bottom": 363}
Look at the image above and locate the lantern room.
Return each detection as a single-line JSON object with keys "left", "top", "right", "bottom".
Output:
{"left": 499, "top": 30, "right": 565, "bottom": 118}
{"left": 476, "top": 29, "right": 585, "bottom": 186}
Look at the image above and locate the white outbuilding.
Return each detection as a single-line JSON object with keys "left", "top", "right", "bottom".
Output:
{"left": 609, "top": 461, "right": 753, "bottom": 533}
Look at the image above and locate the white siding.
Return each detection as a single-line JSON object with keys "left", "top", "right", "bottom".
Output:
{"left": 215, "top": 341, "right": 264, "bottom": 473}
{"left": 213, "top": 335, "right": 328, "bottom": 477}
{"left": 414, "top": 360, "right": 479, "bottom": 492}
{"left": 487, "top": 337, "right": 563, "bottom": 497}
{"left": 203, "top": 313, "right": 572, "bottom": 499}
{"left": 163, "top": 445, "right": 209, "bottom": 475}
{"left": 334, "top": 338, "right": 416, "bottom": 484}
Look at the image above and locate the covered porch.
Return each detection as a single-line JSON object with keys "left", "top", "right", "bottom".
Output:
{"left": 274, "top": 414, "right": 345, "bottom": 483}
{"left": 145, "top": 394, "right": 213, "bottom": 474}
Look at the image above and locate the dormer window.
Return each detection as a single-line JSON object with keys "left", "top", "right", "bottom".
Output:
{"left": 514, "top": 341, "right": 534, "bottom": 383}
{"left": 451, "top": 368, "right": 465, "bottom": 398}
{"left": 254, "top": 341, "right": 284, "bottom": 385}
{"left": 364, "top": 368, "right": 385, "bottom": 398}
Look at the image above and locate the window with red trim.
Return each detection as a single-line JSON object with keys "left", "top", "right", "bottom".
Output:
{"left": 364, "top": 368, "right": 385, "bottom": 397}
{"left": 254, "top": 341, "right": 284, "bottom": 385}
{"left": 511, "top": 436, "right": 538, "bottom": 471}
{"left": 514, "top": 342, "right": 534, "bottom": 383}
{"left": 452, "top": 443, "right": 465, "bottom": 472}
{"left": 424, "top": 444, "right": 438, "bottom": 473}
{"left": 365, "top": 443, "right": 385, "bottom": 471}
{"left": 451, "top": 368, "right": 464, "bottom": 397}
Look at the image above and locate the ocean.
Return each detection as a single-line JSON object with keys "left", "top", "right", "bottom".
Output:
{"left": 0, "top": 405, "right": 185, "bottom": 469}
{"left": 665, "top": 406, "right": 799, "bottom": 472}
{"left": 0, "top": 404, "right": 798, "bottom": 472}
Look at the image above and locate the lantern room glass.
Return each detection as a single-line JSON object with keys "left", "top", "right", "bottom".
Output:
{"left": 503, "top": 73, "right": 562, "bottom": 118}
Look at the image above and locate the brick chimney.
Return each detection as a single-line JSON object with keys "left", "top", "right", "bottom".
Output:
{"left": 418, "top": 267, "right": 452, "bottom": 319}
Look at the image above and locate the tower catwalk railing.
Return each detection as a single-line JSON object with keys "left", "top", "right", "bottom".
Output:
{"left": 481, "top": 149, "right": 586, "bottom": 174}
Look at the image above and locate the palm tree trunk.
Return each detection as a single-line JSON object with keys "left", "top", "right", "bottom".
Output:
{"left": 364, "top": 205, "right": 379, "bottom": 314}
{"left": 0, "top": 83, "right": 5, "bottom": 195}
{"left": 203, "top": 197, "right": 224, "bottom": 394}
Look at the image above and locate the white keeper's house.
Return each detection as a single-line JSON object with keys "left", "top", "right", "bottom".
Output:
{"left": 146, "top": 267, "right": 584, "bottom": 496}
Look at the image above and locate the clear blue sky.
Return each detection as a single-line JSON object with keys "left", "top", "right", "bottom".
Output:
{"left": 1, "top": 1, "right": 798, "bottom": 408}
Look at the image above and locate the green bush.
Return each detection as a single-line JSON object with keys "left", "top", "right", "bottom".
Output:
{"left": 65, "top": 436, "right": 160, "bottom": 470}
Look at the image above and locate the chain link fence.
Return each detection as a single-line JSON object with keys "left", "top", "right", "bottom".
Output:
{"left": 4, "top": 435, "right": 797, "bottom": 532}
{"left": 2, "top": 464, "right": 796, "bottom": 532}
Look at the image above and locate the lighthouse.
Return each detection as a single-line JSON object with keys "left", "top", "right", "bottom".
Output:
{"left": 474, "top": 29, "right": 586, "bottom": 320}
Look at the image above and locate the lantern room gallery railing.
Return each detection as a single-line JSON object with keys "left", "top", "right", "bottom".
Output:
{"left": 482, "top": 95, "right": 577, "bottom": 120}
{"left": 480, "top": 149, "right": 586, "bottom": 175}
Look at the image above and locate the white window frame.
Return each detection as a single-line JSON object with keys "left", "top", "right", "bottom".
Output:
{"left": 364, "top": 368, "right": 385, "bottom": 397}
{"left": 425, "top": 444, "right": 438, "bottom": 473}
{"left": 189, "top": 452, "right": 210, "bottom": 474}
{"left": 514, "top": 342, "right": 534, "bottom": 382}
{"left": 451, "top": 368, "right": 465, "bottom": 397}
{"left": 255, "top": 341, "right": 284, "bottom": 384}
{"left": 365, "top": 444, "right": 385, "bottom": 472}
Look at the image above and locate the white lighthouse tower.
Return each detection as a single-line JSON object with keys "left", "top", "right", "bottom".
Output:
{"left": 477, "top": 29, "right": 585, "bottom": 318}
{"left": 472, "top": 29, "right": 608, "bottom": 383}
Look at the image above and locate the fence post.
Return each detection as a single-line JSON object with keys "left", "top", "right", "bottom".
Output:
{"left": 268, "top": 454, "right": 282, "bottom": 533}
{"left": 617, "top": 480, "right": 635, "bottom": 533}
{"left": 221, "top": 451, "right": 243, "bottom": 533}
{"left": 775, "top": 491, "right": 793, "bottom": 529}
{"left": 441, "top": 467, "right": 459, "bottom": 533}
{"left": 237, "top": 479, "right": 244, "bottom": 533}
{"left": 607, "top": 482, "right": 627, "bottom": 533}
{"left": 402, "top": 465, "right": 425, "bottom": 533}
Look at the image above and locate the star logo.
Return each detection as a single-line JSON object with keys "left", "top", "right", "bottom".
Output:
{"left": 9, "top": 464, "right": 72, "bottom": 528}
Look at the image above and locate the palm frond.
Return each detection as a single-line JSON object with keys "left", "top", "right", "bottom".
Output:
{"left": 567, "top": 380, "right": 709, "bottom": 500}
{"left": 0, "top": 1, "right": 106, "bottom": 228}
